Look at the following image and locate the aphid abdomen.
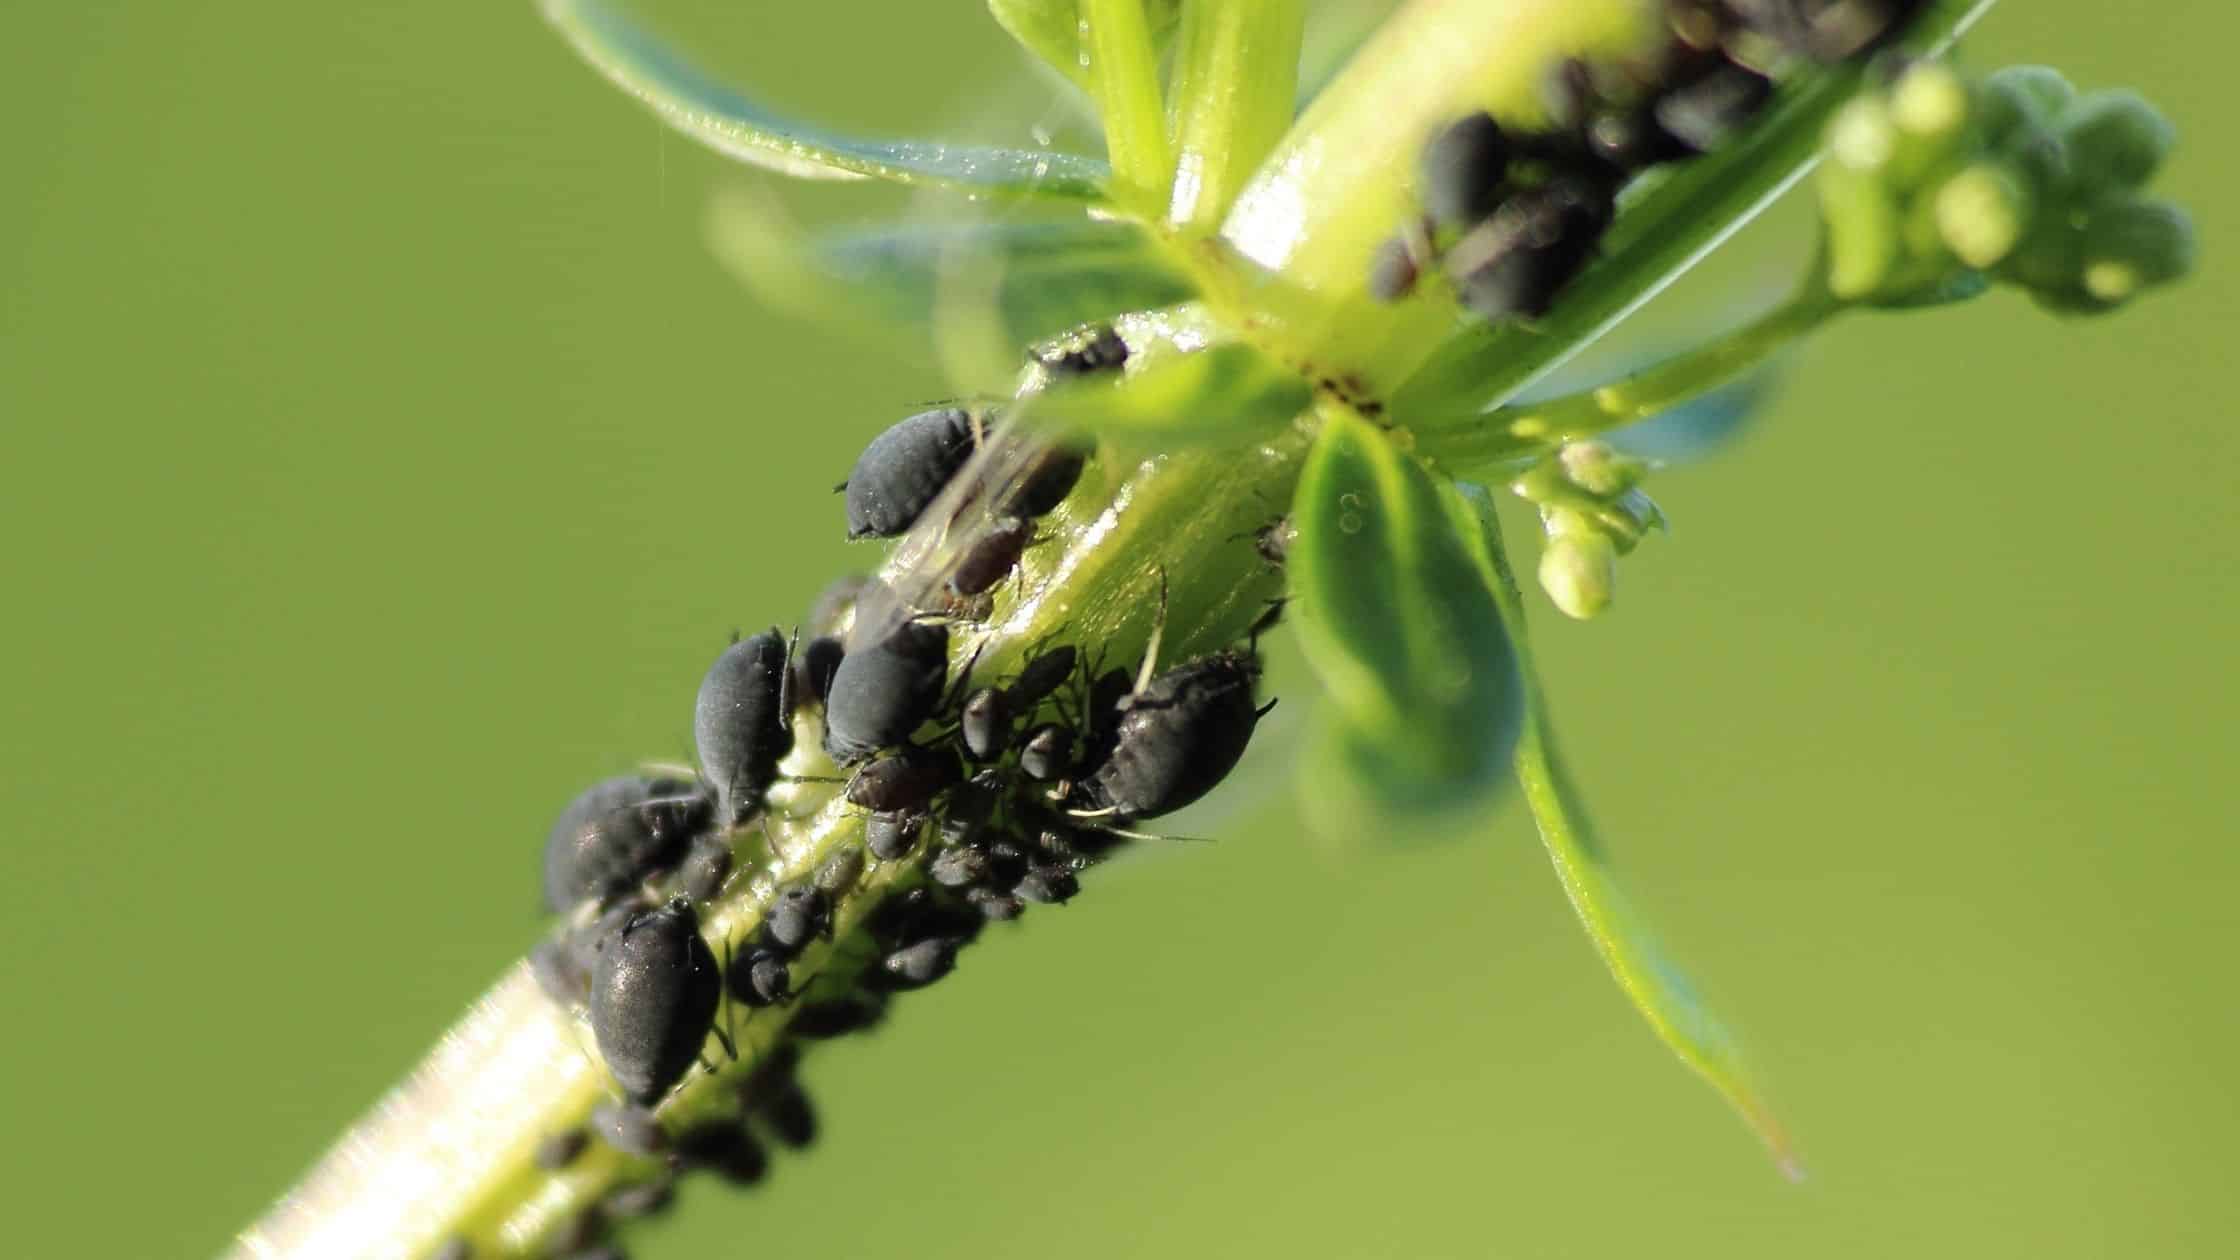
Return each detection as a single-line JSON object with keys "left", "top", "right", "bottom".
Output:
{"left": 693, "top": 629, "right": 794, "bottom": 825}
{"left": 588, "top": 897, "right": 724, "bottom": 1106}
{"left": 1084, "top": 653, "right": 1263, "bottom": 820}
{"left": 843, "top": 407, "right": 978, "bottom": 540}
{"left": 542, "top": 775, "right": 704, "bottom": 912}
{"left": 821, "top": 614, "right": 950, "bottom": 765}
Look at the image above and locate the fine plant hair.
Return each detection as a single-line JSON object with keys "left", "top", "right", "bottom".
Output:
{"left": 229, "top": 2, "right": 2195, "bottom": 1257}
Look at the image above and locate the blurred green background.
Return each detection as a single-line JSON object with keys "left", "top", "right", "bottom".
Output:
{"left": 3, "top": 2, "right": 2232, "bottom": 1257}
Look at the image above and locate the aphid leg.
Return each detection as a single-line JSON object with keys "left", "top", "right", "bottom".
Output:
{"left": 1247, "top": 598, "right": 1288, "bottom": 647}
{"left": 941, "top": 639, "right": 989, "bottom": 713}
{"left": 1255, "top": 698, "right": 1281, "bottom": 719}
{"left": 1132, "top": 571, "right": 1171, "bottom": 698}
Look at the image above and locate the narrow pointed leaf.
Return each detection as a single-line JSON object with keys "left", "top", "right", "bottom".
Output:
{"left": 1452, "top": 484, "right": 1804, "bottom": 1177}
{"left": 543, "top": 0, "right": 1111, "bottom": 201}
{"left": 990, "top": 0, "right": 1182, "bottom": 94}
{"left": 704, "top": 191, "right": 1194, "bottom": 362}
{"left": 1289, "top": 410, "right": 1521, "bottom": 827}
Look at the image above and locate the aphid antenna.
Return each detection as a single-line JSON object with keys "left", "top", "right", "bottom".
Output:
{"left": 941, "top": 640, "right": 990, "bottom": 713}
{"left": 778, "top": 624, "right": 801, "bottom": 719}
{"left": 1060, "top": 810, "right": 1212, "bottom": 844}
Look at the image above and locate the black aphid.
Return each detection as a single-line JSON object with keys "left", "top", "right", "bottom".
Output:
{"left": 814, "top": 843, "right": 866, "bottom": 896}
{"left": 693, "top": 629, "right": 794, "bottom": 826}
{"left": 872, "top": 937, "right": 965, "bottom": 991}
{"left": 1080, "top": 651, "right": 1267, "bottom": 820}
{"left": 794, "top": 635, "right": 845, "bottom": 708}
{"left": 752, "top": 1079, "right": 818, "bottom": 1150}
{"left": 542, "top": 776, "right": 706, "bottom": 912}
{"left": 1034, "top": 323, "right": 1129, "bottom": 377}
{"left": 998, "top": 445, "right": 1088, "bottom": 519}
{"left": 1014, "top": 862, "right": 1080, "bottom": 906}
{"left": 589, "top": 897, "right": 724, "bottom": 1106}
{"left": 1006, "top": 645, "right": 1079, "bottom": 710}
{"left": 865, "top": 809, "right": 923, "bottom": 862}
{"left": 1446, "top": 175, "right": 1616, "bottom": 322}
{"left": 822, "top": 610, "right": 950, "bottom": 765}
{"left": 534, "top": 1127, "right": 589, "bottom": 1171}
{"left": 591, "top": 1102, "right": 669, "bottom": 1159}
{"left": 728, "top": 948, "right": 794, "bottom": 1008}
{"left": 1253, "top": 516, "right": 1297, "bottom": 568}
{"left": 845, "top": 743, "right": 959, "bottom": 813}
{"left": 761, "top": 886, "right": 832, "bottom": 956}
{"left": 1652, "top": 62, "right": 1773, "bottom": 153}
{"left": 965, "top": 886, "right": 1025, "bottom": 922}
{"left": 676, "top": 1121, "right": 767, "bottom": 1186}
{"left": 790, "top": 998, "right": 885, "bottom": 1040}
{"left": 1421, "top": 112, "right": 1513, "bottom": 231}
{"left": 949, "top": 516, "right": 1035, "bottom": 599}
{"left": 677, "top": 834, "right": 733, "bottom": 903}
{"left": 843, "top": 407, "right": 978, "bottom": 540}
{"left": 1018, "top": 721, "right": 1073, "bottom": 782}
{"left": 960, "top": 687, "right": 1013, "bottom": 761}
{"left": 1367, "top": 235, "right": 1421, "bottom": 302}
{"left": 1082, "top": 666, "right": 1135, "bottom": 769}
{"left": 603, "top": 1175, "right": 676, "bottom": 1220}
{"left": 929, "top": 844, "right": 992, "bottom": 888}
{"left": 939, "top": 768, "right": 1003, "bottom": 843}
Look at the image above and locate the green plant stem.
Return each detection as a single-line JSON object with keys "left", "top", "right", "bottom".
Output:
{"left": 1415, "top": 287, "right": 1841, "bottom": 472}
{"left": 1084, "top": 0, "right": 1175, "bottom": 212}
{"left": 1165, "top": 0, "right": 1307, "bottom": 233}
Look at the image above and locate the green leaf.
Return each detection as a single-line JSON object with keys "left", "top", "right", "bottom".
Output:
{"left": 1288, "top": 409, "right": 1522, "bottom": 822}
{"left": 542, "top": 0, "right": 1111, "bottom": 202}
{"left": 1392, "top": 0, "right": 2000, "bottom": 419}
{"left": 703, "top": 190, "right": 1195, "bottom": 376}
{"left": 1454, "top": 485, "right": 1805, "bottom": 1178}
{"left": 1023, "top": 304, "right": 1310, "bottom": 447}
{"left": 990, "top": 0, "right": 1182, "bottom": 94}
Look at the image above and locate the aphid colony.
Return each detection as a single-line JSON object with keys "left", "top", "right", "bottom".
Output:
{"left": 511, "top": 336, "right": 1271, "bottom": 1259}
{"left": 1372, "top": 0, "right": 1929, "bottom": 319}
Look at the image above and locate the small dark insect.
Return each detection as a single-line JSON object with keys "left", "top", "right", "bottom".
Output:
{"left": 677, "top": 834, "right": 733, "bottom": 903}
{"left": 1034, "top": 323, "right": 1129, "bottom": 377}
{"left": 790, "top": 998, "right": 885, "bottom": 1040}
{"left": 676, "top": 1121, "right": 768, "bottom": 1186}
{"left": 1367, "top": 235, "right": 1421, "bottom": 302}
{"left": 794, "top": 635, "right": 846, "bottom": 708}
{"left": 814, "top": 843, "right": 866, "bottom": 896}
{"left": 751, "top": 1079, "right": 818, "bottom": 1150}
{"left": 845, "top": 743, "right": 959, "bottom": 813}
{"left": 998, "top": 445, "right": 1088, "bottom": 520}
{"left": 728, "top": 948, "right": 794, "bottom": 1008}
{"left": 948, "top": 515, "right": 1034, "bottom": 598}
{"left": 1079, "top": 650, "right": 1268, "bottom": 821}
{"left": 1446, "top": 175, "right": 1617, "bottom": 322}
{"left": 1005, "top": 644, "right": 1078, "bottom": 710}
{"left": 532, "top": 939, "right": 588, "bottom": 1005}
{"left": 589, "top": 897, "right": 725, "bottom": 1106}
{"left": 1014, "top": 862, "right": 1080, "bottom": 906}
{"left": 1734, "top": 0, "right": 1927, "bottom": 62}
{"left": 1082, "top": 666, "right": 1136, "bottom": 770}
{"left": 693, "top": 628, "right": 794, "bottom": 826}
{"left": 591, "top": 1102, "right": 668, "bottom": 1159}
{"left": 1018, "top": 721, "right": 1075, "bottom": 783}
{"left": 534, "top": 1128, "right": 590, "bottom": 1171}
{"left": 603, "top": 1175, "right": 676, "bottom": 1219}
{"left": 960, "top": 687, "right": 1013, "bottom": 761}
{"left": 873, "top": 937, "right": 965, "bottom": 991}
{"left": 431, "top": 1237, "right": 472, "bottom": 1260}
{"left": 865, "top": 809, "right": 924, "bottom": 862}
{"left": 984, "top": 836, "right": 1031, "bottom": 888}
{"left": 1420, "top": 111, "right": 1513, "bottom": 231}
{"left": 761, "top": 886, "right": 833, "bottom": 957}
{"left": 842, "top": 407, "right": 979, "bottom": 540}
{"left": 866, "top": 886, "right": 937, "bottom": 941}
{"left": 1652, "top": 62, "right": 1774, "bottom": 153}
{"left": 929, "top": 844, "right": 991, "bottom": 888}
{"left": 1253, "top": 516, "right": 1297, "bottom": 568}
{"left": 938, "top": 768, "right": 1004, "bottom": 843}
{"left": 822, "top": 609, "right": 950, "bottom": 765}
{"left": 965, "top": 887, "right": 1025, "bottom": 922}
{"left": 542, "top": 776, "right": 706, "bottom": 912}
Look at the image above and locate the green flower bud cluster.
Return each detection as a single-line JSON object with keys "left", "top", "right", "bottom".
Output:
{"left": 1512, "top": 441, "right": 1666, "bottom": 620}
{"left": 1817, "top": 61, "right": 2194, "bottom": 312}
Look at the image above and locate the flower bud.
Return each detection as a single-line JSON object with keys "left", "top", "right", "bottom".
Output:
{"left": 1818, "top": 159, "right": 1902, "bottom": 299}
{"left": 2058, "top": 90, "right": 2175, "bottom": 192}
{"left": 2078, "top": 198, "right": 2195, "bottom": 304}
{"left": 1539, "top": 522, "right": 1616, "bottom": 621}
{"left": 1556, "top": 440, "right": 1637, "bottom": 497}
{"left": 1935, "top": 163, "right": 2032, "bottom": 268}
{"left": 1974, "top": 66, "right": 2074, "bottom": 148}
